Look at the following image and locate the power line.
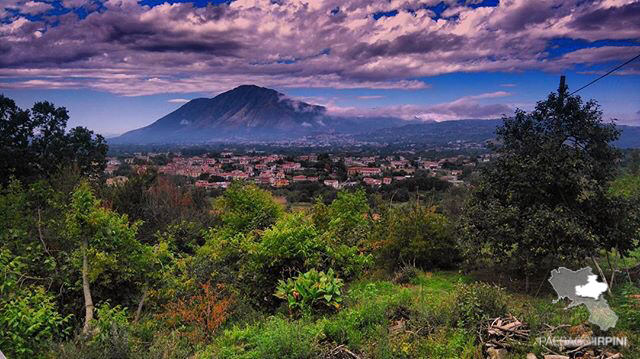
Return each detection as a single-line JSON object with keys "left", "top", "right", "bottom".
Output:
{"left": 569, "top": 51, "right": 640, "bottom": 96}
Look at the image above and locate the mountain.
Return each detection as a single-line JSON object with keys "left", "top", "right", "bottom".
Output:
{"left": 357, "top": 119, "right": 503, "bottom": 145}
{"left": 114, "top": 85, "right": 408, "bottom": 144}
{"left": 358, "top": 120, "right": 640, "bottom": 148}
{"left": 113, "top": 85, "right": 640, "bottom": 147}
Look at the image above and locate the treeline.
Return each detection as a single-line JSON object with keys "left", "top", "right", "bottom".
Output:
{"left": 1, "top": 87, "right": 639, "bottom": 358}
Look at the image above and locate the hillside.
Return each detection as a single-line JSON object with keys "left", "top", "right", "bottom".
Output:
{"left": 114, "top": 85, "right": 409, "bottom": 144}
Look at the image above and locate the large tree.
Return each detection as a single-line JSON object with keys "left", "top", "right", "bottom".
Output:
{"left": 461, "top": 84, "right": 639, "bottom": 281}
{"left": 0, "top": 95, "right": 107, "bottom": 184}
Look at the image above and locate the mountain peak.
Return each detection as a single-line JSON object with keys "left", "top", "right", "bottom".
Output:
{"left": 115, "top": 85, "right": 329, "bottom": 143}
{"left": 225, "top": 84, "right": 280, "bottom": 97}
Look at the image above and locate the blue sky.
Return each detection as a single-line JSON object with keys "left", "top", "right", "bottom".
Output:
{"left": 1, "top": 0, "right": 639, "bottom": 135}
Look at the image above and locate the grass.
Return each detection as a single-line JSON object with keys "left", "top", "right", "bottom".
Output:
{"left": 186, "top": 270, "right": 639, "bottom": 359}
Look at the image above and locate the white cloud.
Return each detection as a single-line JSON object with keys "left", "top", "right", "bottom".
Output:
{"left": 327, "top": 91, "right": 514, "bottom": 121}
{"left": 168, "top": 98, "right": 190, "bottom": 103}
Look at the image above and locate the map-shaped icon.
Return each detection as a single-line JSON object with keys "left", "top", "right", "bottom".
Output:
{"left": 548, "top": 267, "right": 618, "bottom": 331}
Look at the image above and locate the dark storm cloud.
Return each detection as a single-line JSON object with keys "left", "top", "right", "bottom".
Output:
{"left": 347, "top": 33, "right": 465, "bottom": 59}
{"left": 0, "top": 0, "right": 638, "bottom": 99}
{"left": 570, "top": 2, "right": 640, "bottom": 32}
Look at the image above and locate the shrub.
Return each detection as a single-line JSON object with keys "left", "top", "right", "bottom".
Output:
{"left": 91, "top": 302, "right": 129, "bottom": 342}
{"left": 0, "top": 286, "right": 71, "bottom": 359}
{"left": 319, "top": 190, "right": 370, "bottom": 246}
{"left": 214, "top": 182, "right": 283, "bottom": 233}
{"left": 196, "top": 212, "right": 370, "bottom": 310}
{"left": 275, "top": 269, "right": 344, "bottom": 315}
{"left": 211, "top": 316, "right": 323, "bottom": 359}
{"left": 161, "top": 282, "right": 232, "bottom": 344}
{"left": 451, "top": 282, "right": 509, "bottom": 330}
{"left": 47, "top": 303, "right": 131, "bottom": 359}
{"left": 373, "top": 203, "right": 460, "bottom": 270}
{"left": 392, "top": 265, "right": 421, "bottom": 285}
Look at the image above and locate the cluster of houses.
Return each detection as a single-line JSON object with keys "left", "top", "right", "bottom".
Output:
{"left": 105, "top": 151, "right": 480, "bottom": 189}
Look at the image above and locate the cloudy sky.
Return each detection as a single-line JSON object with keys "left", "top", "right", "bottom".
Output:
{"left": 1, "top": 0, "right": 639, "bottom": 136}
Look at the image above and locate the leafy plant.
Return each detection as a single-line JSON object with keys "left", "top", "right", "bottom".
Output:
{"left": 0, "top": 285, "right": 71, "bottom": 359}
{"left": 162, "top": 282, "right": 232, "bottom": 344}
{"left": 392, "top": 265, "right": 421, "bottom": 285}
{"left": 275, "top": 269, "right": 344, "bottom": 315}
{"left": 214, "top": 182, "right": 283, "bottom": 233}
{"left": 451, "top": 282, "right": 508, "bottom": 330}
{"left": 373, "top": 203, "right": 458, "bottom": 270}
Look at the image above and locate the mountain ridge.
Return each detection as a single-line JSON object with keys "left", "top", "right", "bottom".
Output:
{"left": 112, "top": 85, "right": 640, "bottom": 147}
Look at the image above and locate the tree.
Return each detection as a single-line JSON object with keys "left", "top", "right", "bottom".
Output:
{"left": 65, "top": 182, "right": 144, "bottom": 334}
{"left": 214, "top": 182, "right": 283, "bottom": 233}
{"left": 628, "top": 149, "right": 640, "bottom": 175}
{"left": 373, "top": 202, "right": 458, "bottom": 269}
{"left": 460, "top": 85, "right": 639, "bottom": 283}
{"left": 323, "top": 189, "right": 370, "bottom": 246}
{"left": 0, "top": 95, "right": 107, "bottom": 184}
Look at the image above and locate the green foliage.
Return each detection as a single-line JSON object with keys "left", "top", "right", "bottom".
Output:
{"left": 461, "top": 86, "right": 639, "bottom": 274}
{"left": 373, "top": 202, "right": 459, "bottom": 269}
{"left": 610, "top": 173, "right": 640, "bottom": 199}
{"left": 0, "top": 95, "right": 107, "bottom": 184}
{"left": 259, "top": 212, "right": 323, "bottom": 272}
{"left": 67, "top": 182, "right": 148, "bottom": 285}
{"left": 210, "top": 316, "right": 323, "bottom": 359}
{"left": 323, "top": 189, "right": 370, "bottom": 245}
{"left": 91, "top": 303, "right": 130, "bottom": 347}
{"left": 194, "top": 203, "right": 370, "bottom": 309}
{"left": 155, "top": 220, "right": 205, "bottom": 256}
{"left": 451, "top": 282, "right": 508, "bottom": 330}
{"left": 0, "top": 185, "right": 72, "bottom": 359}
{"left": 0, "top": 282, "right": 71, "bottom": 359}
{"left": 392, "top": 265, "right": 421, "bottom": 285}
{"left": 214, "top": 182, "right": 283, "bottom": 233}
{"left": 275, "top": 268, "right": 344, "bottom": 315}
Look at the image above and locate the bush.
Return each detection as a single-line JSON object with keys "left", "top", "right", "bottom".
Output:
{"left": 210, "top": 316, "right": 323, "bottom": 359}
{"left": 451, "top": 282, "right": 509, "bottom": 330}
{"left": 275, "top": 269, "right": 344, "bottom": 315}
{"left": 0, "top": 286, "right": 71, "bottom": 359}
{"left": 91, "top": 302, "right": 130, "bottom": 344}
{"left": 392, "top": 265, "right": 421, "bottom": 285}
{"left": 161, "top": 282, "right": 232, "bottom": 344}
{"left": 373, "top": 203, "right": 460, "bottom": 270}
{"left": 214, "top": 182, "right": 283, "bottom": 233}
{"left": 49, "top": 303, "right": 131, "bottom": 359}
{"left": 195, "top": 211, "right": 370, "bottom": 309}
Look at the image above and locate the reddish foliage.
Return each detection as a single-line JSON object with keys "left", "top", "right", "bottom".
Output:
{"left": 162, "top": 282, "right": 232, "bottom": 343}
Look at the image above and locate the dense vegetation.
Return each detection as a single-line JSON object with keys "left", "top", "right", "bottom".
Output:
{"left": 1, "top": 89, "right": 639, "bottom": 358}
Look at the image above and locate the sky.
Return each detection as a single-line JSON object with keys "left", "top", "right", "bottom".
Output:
{"left": 0, "top": 0, "right": 639, "bottom": 136}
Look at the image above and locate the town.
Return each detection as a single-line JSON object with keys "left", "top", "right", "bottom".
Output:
{"left": 104, "top": 150, "right": 494, "bottom": 191}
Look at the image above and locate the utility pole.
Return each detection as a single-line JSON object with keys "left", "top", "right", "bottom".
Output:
{"left": 558, "top": 75, "right": 567, "bottom": 103}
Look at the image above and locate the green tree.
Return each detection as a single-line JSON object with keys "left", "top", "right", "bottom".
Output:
{"left": 214, "top": 182, "right": 283, "bottom": 233}
{"left": 323, "top": 189, "right": 370, "bottom": 246}
{"left": 610, "top": 173, "right": 640, "bottom": 199}
{"left": 65, "top": 182, "right": 145, "bottom": 334}
{"left": 374, "top": 202, "right": 458, "bottom": 269}
{"left": 0, "top": 95, "right": 107, "bottom": 184}
{"left": 461, "top": 85, "right": 639, "bottom": 281}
